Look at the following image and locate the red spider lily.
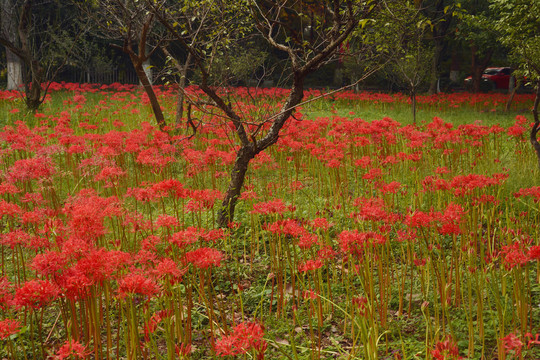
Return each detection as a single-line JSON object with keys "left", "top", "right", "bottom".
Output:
{"left": 352, "top": 296, "right": 368, "bottom": 317}
{"left": 396, "top": 229, "right": 417, "bottom": 243}
{"left": 501, "top": 243, "right": 529, "bottom": 270}
{"left": 117, "top": 273, "right": 160, "bottom": 299}
{"left": 422, "top": 176, "right": 450, "bottom": 192}
{"left": 352, "top": 197, "right": 394, "bottom": 222}
{"left": 437, "top": 203, "right": 466, "bottom": 235}
{"left": 154, "top": 214, "right": 180, "bottom": 229}
{"left": 186, "top": 189, "right": 223, "bottom": 212}
{"left": 501, "top": 333, "right": 524, "bottom": 356}
{"left": 13, "top": 279, "right": 60, "bottom": 309}
{"left": 362, "top": 167, "right": 384, "bottom": 181}
{"left": 143, "top": 310, "right": 173, "bottom": 342}
{"left": 413, "top": 251, "right": 428, "bottom": 267}
{"left": 310, "top": 217, "right": 333, "bottom": 231}
{"left": 303, "top": 289, "right": 318, "bottom": 299}
{"left": 215, "top": 322, "right": 267, "bottom": 358}
{"left": 404, "top": 210, "right": 437, "bottom": 228}
{"left": 0, "top": 181, "right": 20, "bottom": 195}
{"left": 0, "top": 229, "right": 31, "bottom": 249}
{"left": 251, "top": 199, "right": 290, "bottom": 215}
{"left": 0, "top": 277, "right": 13, "bottom": 310}
{"left": 297, "top": 233, "right": 319, "bottom": 249}
{"left": 152, "top": 179, "right": 189, "bottom": 199}
{"left": 0, "top": 121, "right": 47, "bottom": 151}
{"left": 67, "top": 249, "right": 131, "bottom": 286}
{"left": 64, "top": 190, "right": 122, "bottom": 240}
{"left": 514, "top": 186, "right": 540, "bottom": 202}
{"left": 431, "top": 336, "right": 462, "bottom": 360}
{"left": 55, "top": 339, "right": 91, "bottom": 359}
{"left": 201, "top": 228, "right": 226, "bottom": 242}
{"left": 338, "top": 230, "right": 385, "bottom": 255}
{"left": 525, "top": 332, "right": 540, "bottom": 348}
{"left": 0, "top": 199, "right": 22, "bottom": 218}
{"left": 136, "top": 147, "right": 174, "bottom": 169}
{"left": 169, "top": 227, "right": 203, "bottom": 249}
{"left": 126, "top": 186, "right": 162, "bottom": 202}
{"left": 507, "top": 115, "right": 528, "bottom": 138}
{"left": 94, "top": 165, "right": 127, "bottom": 184}
{"left": 265, "top": 219, "right": 307, "bottom": 238}
{"left": 0, "top": 319, "right": 21, "bottom": 339}
{"left": 175, "top": 343, "right": 192, "bottom": 357}
{"left": 7, "top": 156, "right": 56, "bottom": 182}
{"left": 183, "top": 247, "right": 223, "bottom": 269}
{"left": 153, "top": 258, "right": 187, "bottom": 282}
{"left": 297, "top": 259, "right": 323, "bottom": 272}
{"left": 376, "top": 180, "right": 402, "bottom": 194}
{"left": 449, "top": 173, "right": 508, "bottom": 196}
{"left": 31, "top": 251, "right": 67, "bottom": 278}
{"left": 528, "top": 246, "right": 540, "bottom": 260}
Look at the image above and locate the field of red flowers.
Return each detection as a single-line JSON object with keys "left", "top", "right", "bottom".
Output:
{"left": 0, "top": 83, "right": 539, "bottom": 360}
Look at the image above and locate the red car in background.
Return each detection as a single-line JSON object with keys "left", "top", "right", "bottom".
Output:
{"left": 464, "top": 67, "right": 513, "bottom": 90}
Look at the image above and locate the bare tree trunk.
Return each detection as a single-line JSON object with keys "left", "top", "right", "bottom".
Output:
{"left": 471, "top": 46, "right": 493, "bottom": 93}
{"left": 530, "top": 83, "right": 540, "bottom": 169}
{"left": 6, "top": 50, "right": 23, "bottom": 89}
{"left": 217, "top": 144, "right": 258, "bottom": 226}
{"left": 506, "top": 78, "right": 521, "bottom": 112}
{"left": 411, "top": 89, "right": 416, "bottom": 124}
{"left": 1, "top": 0, "right": 23, "bottom": 90}
{"left": 176, "top": 53, "right": 192, "bottom": 125}
{"left": 132, "top": 57, "right": 166, "bottom": 131}
{"left": 121, "top": 14, "right": 167, "bottom": 131}
{"left": 428, "top": 42, "right": 443, "bottom": 95}
{"left": 25, "top": 60, "right": 43, "bottom": 110}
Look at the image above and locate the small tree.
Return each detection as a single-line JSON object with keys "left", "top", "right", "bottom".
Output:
{"left": 151, "top": 0, "right": 382, "bottom": 226}
{"left": 86, "top": 0, "right": 169, "bottom": 130}
{"left": 0, "top": 0, "right": 85, "bottom": 110}
{"left": 375, "top": 0, "right": 433, "bottom": 123}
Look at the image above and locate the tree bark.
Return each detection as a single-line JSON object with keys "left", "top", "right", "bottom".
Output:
{"left": 6, "top": 50, "right": 23, "bottom": 90}
{"left": 122, "top": 13, "right": 167, "bottom": 131}
{"left": 131, "top": 57, "right": 166, "bottom": 131}
{"left": 530, "top": 83, "right": 540, "bottom": 170}
{"left": 505, "top": 78, "right": 521, "bottom": 112}
{"left": 470, "top": 46, "right": 493, "bottom": 93}
{"left": 1, "top": 0, "right": 23, "bottom": 90}
{"left": 25, "top": 59, "right": 43, "bottom": 110}
{"left": 217, "top": 144, "right": 258, "bottom": 226}
{"left": 176, "top": 53, "right": 192, "bottom": 125}
{"left": 428, "top": 42, "right": 442, "bottom": 95}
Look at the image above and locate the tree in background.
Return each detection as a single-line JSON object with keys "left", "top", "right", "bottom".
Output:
{"left": 373, "top": 0, "right": 433, "bottom": 123}
{"left": 491, "top": 0, "right": 540, "bottom": 168}
{"left": 457, "top": 0, "right": 501, "bottom": 93}
{"left": 420, "top": 0, "right": 455, "bottom": 94}
{"left": 1, "top": 0, "right": 23, "bottom": 89}
{"left": 86, "top": 0, "right": 168, "bottom": 130}
{"left": 0, "top": 0, "right": 85, "bottom": 110}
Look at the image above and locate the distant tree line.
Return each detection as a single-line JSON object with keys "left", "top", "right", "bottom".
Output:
{"left": 0, "top": 0, "right": 532, "bottom": 96}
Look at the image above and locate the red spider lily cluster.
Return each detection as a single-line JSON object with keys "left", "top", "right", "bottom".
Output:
{"left": 215, "top": 322, "right": 267, "bottom": 358}
{"left": 0, "top": 84, "right": 539, "bottom": 359}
